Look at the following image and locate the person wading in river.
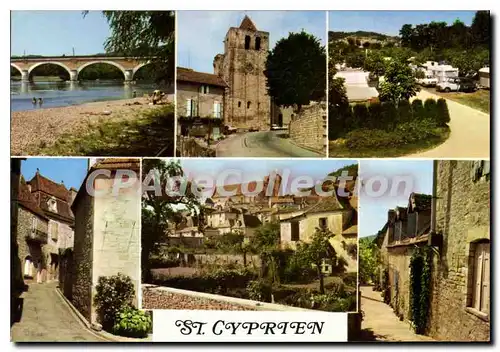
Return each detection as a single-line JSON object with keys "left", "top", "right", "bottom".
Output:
{"left": 38, "top": 98, "right": 43, "bottom": 107}
{"left": 32, "top": 97, "right": 37, "bottom": 107}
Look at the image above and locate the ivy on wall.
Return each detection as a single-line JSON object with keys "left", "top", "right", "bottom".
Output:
{"left": 382, "top": 267, "right": 391, "bottom": 304}
{"left": 409, "top": 246, "right": 432, "bottom": 334}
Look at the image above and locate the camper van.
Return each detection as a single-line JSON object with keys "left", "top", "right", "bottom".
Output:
{"left": 479, "top": 67, "right": 490, "bottom": 89}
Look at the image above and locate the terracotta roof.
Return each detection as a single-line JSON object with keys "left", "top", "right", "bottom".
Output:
{"left": 28, "top": 172, "right": 70, "bottom": 201}
{"left": 17, "top": 177, "right": 49, "bottom": 220}
{"left": 38, "top": 192, "right": 74, "bottom": 222}
{"left": 177, "top": 67, "right": 227, "bottom": 87}
{"left": 240, "top": 15, "right": 257, "bottom": 31}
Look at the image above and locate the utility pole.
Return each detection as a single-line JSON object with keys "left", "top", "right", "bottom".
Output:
{"left": 72, "top": 47, "right": 75, "bottom": 56}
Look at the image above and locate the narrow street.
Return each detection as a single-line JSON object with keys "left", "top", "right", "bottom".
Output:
{"left": 216, "top": 130, "right": 324, "bottom": 157}
{"left": 358, "top": 286, "right": 434, "bottom": 342}
{"left": 11, "top": 281, "right": 106, "bottom": 342}
{"left": 407, "top": 89, "right": 490, "bottom": 158}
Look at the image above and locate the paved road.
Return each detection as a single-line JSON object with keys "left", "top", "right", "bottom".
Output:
{"left": 359, "top": 286, "right": 434, "bottom": 342}
{"left": 407, "top": 90, "right": 490, "bottom": 158}
{"left": 11, "top": 282, "right": 105, "bottom": 342}
{"left": 216, "top": 131, "right": 324, "bottom": 158}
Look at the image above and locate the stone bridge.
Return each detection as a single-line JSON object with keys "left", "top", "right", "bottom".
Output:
{"left": 11, "top": 56, "right": 151, "bottom": 82}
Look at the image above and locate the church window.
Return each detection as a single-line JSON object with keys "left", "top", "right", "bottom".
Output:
{"left": 245, "top": 36, "right": 250, "bottom": 50}
{"left": 247, "top": 101, "right": 251, "bottom": 109}
{"left": 255, "top": 37, "right": 261, "bottom": 50}
{"left": 238, "top": 101, "right": 242, "bottom": 108}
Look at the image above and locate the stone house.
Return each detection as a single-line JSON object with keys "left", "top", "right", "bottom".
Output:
{"left": 13, "top": 170, "right": 75, "bottom": 284}
{"left": 205, "top": 207, "right": 262, "bottom": 239}
{"left": 168, "top": 214, "right": 204, "bottom": 248}
{"left": 61, "top": 158, "right": 141, "bottom": 327}
{"left": 176, "top": 67, "right": 227, "bottom": 140}
{"left": 376, "top": 160, "right": 490, "bottom": 341}
{"left": 279, "top": 186, "right": 358, "bottom": 273}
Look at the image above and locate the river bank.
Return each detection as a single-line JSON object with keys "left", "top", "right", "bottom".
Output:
{"left": 11, "top": 95, "right": 174, "bottom": 156}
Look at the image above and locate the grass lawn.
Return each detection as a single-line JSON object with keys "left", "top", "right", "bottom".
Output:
{"left": 328, "top": 128, "right": 450, "bottom": 158}
{"left": 425, "top": 88, "right": 490, "bottom": 114}
{"left": 39, "top": 105, "right": 175, "bottom": 156}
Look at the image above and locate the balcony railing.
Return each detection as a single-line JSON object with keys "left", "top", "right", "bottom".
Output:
{"left": 25, "top": 229, "right": 48, "bottom": 243}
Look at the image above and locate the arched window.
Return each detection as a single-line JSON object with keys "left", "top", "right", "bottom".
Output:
{"left": 244, "top": 36, "right": 250, "bottom": 50}
{"left": 255, "top": 37, "right": 261, "bottom": 50}
{"left": 247, "top": 101, "right": 251, "bottom": 109}
{"left": 238, "top": 101, "right": 242, "bottom": 108}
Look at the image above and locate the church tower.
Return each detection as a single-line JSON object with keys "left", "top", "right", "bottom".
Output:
{"left": 213, "top": 16, "right": 271, "bottom": 131}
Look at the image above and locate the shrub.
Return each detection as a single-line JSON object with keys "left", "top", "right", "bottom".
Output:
{"left": 398, "top": 99, "right": 413, "bottom": 123}
{"left": 94, "top": 273, "right": 135, "bottom": 331}
{"left": 112, "top": 306, "right": 152, "bottom": 338}
{"left": 247, "top": 280, "right": 272, "bottom": 302}
{"left": 381, "top": 101, "right": 398, "bottom": 129}
{"left": 424, "top": 98, "right": 438, "bottom": 125}
{"left": 150, "top": 256, "right": 181, "bottom": 268}
{"left": 352, "top": 103, "right": 369, "bottom": 129}
{"left": 411, "top": 99, "right": 425, "bottom": 120}
{"left": 436, "top": 98, "right": 450, "bottom": 126}
{"left": 367, "top": 102, "right": 383, "bottom": 129}
{"left": 311, "top": 293, "right": 357, "bottom": 312}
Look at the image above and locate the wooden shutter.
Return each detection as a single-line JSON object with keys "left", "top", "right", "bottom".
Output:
{"left": 481, "top": 244, "right": 490, "bottom": 313}
{"left": 473, "top": 245, "right": 484, "bottom": 310}
{"left": 291, "top": 222, "right": 300, "bottom": 241}
{"left": 186, "top": 99, "right": 192, "bottom": 117}
{"left": 213, "top": 101, "right": 220, "bottom": 118}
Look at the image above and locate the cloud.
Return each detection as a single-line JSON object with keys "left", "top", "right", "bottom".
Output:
{"left": 178, "top": 10, "right": 326, "bottom": 73}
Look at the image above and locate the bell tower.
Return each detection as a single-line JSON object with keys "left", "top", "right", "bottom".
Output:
{"left": 214, "top": 16, "right": 271, "bottom": 131}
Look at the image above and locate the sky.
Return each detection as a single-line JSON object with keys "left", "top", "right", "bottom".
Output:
{"left": 328, "top": 10, "right": 477, "bottom": 36}
{"left": 11, "top": 11, "right": 110, "bottom": 56}
{"left": 20, "top": 158, "right": 89, "bottom": 191}
{"left": 178, "top": 11, "right": 327, "bottom": 73}
{"left": 359, "top": 160, "right": 434, "bottom": 238}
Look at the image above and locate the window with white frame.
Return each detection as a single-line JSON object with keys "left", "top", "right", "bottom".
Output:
{"left": 213, "top": 101, "right": 221, "bottom": 118}
{"left": 199, "top": 85, "right": 210, "bottom": 94}
{"left": 31, "top": 217, "right": 38, "bottom": 234}
{"left": 467, "top": 240, "right": 490, "bottom": 317}
{"left": 186, "top": 99, "right": 192, "bottom": 117}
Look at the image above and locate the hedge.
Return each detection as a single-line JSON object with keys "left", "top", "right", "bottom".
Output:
{"left": 329, "top": 98, "right": 450, "bottom": 140}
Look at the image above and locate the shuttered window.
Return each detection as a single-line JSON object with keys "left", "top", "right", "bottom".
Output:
{"left": 186, "top": 99, "right": 192, "bottom": 117}
{"left": 472, "top": 242, "right": 490, "bottom": 314}
{"left": 213, "top": 101, "right": 221, "bottom": 118}
{"left": 291, "top": 222, "right": 300, "bottom": 241}
{"left": 50, "top": 221, "right": 59, "bottom": 241}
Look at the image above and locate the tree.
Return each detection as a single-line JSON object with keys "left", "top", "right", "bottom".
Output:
{"left": 265, "top": 31, "right": 326, "bottom": 111}
{"left": 363, "top": 51, "right": 386, "bottom": 77}
{"left": 89, "top": 11, "right": 175, "bottom": 85}
{"left": 379, "top": 58, "right": 420, "bottom": 105}
{"left": 470, "top": 11, "right": 490, "bottom": 47}
{"left": 295, "top": 228, "right": 336, "bottom": 294}
{"left": 359, "top": 237, "right": 380, "bottom": 285}
{"left": 329, "top": 77, "right": 349, "bottom": 107}
{"left": 400, "top": 24, "right": 413, "bottom": 47}
{"left": 141, "top": 159, "right": 202, "bottom": 282}
{"left": 345, "top": 51, "right": 365, "bottom": 69}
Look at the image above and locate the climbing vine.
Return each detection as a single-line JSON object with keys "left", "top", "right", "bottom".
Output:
{"left": 409, "top": 246, "right": 432, "bottom": 334}
{"left": 382, "top": 267, "right": 391, "bottom": 304}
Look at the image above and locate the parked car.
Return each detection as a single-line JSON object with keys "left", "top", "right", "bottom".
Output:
{"left": 437, "top": 77, "right": 477, "bottom": 93}
{"left": 417, "top": 75, "right": 438, "bottom": 87}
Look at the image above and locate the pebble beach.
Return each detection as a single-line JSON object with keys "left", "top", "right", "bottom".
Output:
{"left": 11, "top": 96, "right": 172, "bottom": 156}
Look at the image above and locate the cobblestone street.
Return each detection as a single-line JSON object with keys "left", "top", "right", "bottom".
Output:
{"left": 11, "top": 281, "right": 106, "bottom": 342}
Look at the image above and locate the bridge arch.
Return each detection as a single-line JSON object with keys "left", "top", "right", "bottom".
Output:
{"left": 132, "top": 62, "right": 152, "bottom": 80}
{"left": 76, "top": 60, "right": 127, "bottom": 80}
{"left": 28, "top": 61, "right": 72, "bottom": 78}
{"left": 10, "top": 63, "right": 23, "bottom": 76}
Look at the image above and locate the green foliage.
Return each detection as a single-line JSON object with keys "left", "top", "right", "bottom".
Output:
{"left": 142, "top": 159, "right": 203, "bottom": 282}
{"left": 329, "top": 77, "right": 349, "bottom": 107}
{"left": 363, "top": 51, "right": 387, "bottom": 77}
{"left": 215, "top": 232, "right": 245, "bottom": 253}
{"left": 382, "top": 268, "right": 391, "bottom": 304}
{"left": 409, "top": 246, "right": 432, "bottom": 334}
{"left": 265, "top": 31, "right": 326, "bottom": 110}
{"left": 246, "top": 280, "right": 273, "bottom": 301}
{"left": 358, "top": 237, "right": 380, "bottom": 285}
{"left": 99, "top": 11, "right": 175, "bottom": 85}
{"left": 78, "top": 63, "right": 124, "bottom": 80}
{"left": 295, "top": 228, "right": 336, "bottom": 294}
{"left": 379, "top": 59, "right": 420, "bottom": 105}
{"left": 250, "top": 222, "right": 280, "bottom": 254}
{"left": 310, "top": 293, "right": 357, "bottom": 312}
{"left": 151, "top": 267, "right": 256, "bottom": 296}
{"left": 94, "top": 273, "right": 135, "bottom": 331}
{"left": 112, "top": 306, "right": 152, "bottom": 338}
{"left": 345, "top": 51, "right": 365, "bottom": 68}
{"left": 436, "top": 98, "right": 450, "bottom": 126}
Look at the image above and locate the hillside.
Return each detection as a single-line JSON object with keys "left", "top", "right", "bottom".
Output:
{"left": 329, "top": 30, "right": 399, "bottom": 42}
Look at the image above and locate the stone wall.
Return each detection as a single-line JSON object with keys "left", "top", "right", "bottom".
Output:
{"left": 193, "top": 253, "right": 260, "bottom": 267}
{"left": 71, "top": 191, "right": 94, "bottom": 321}
{"left": 17, "top": 207, "right": 49, "bottom": 280}
{"left": 177, "top": 82, "right": 225, "bottom": 118}
{"left": 177, "top": 136, "right": 216, "bottom": 157}
{"left": 428, "top": 160, "right": 490, "bottom": 341}
{"left": 289, "top": 102, "right": 327, "bottom": 154}
{"left": 91, "top": 172, "right": 141, "bottom": 322}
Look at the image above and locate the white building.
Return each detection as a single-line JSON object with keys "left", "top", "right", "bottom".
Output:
{"left": 335, "top": 69, "right": 379, "bottom": 102}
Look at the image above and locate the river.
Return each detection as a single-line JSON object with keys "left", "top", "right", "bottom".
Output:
{"left": 10, "top": 80, "right": 165, "bottom": 112}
